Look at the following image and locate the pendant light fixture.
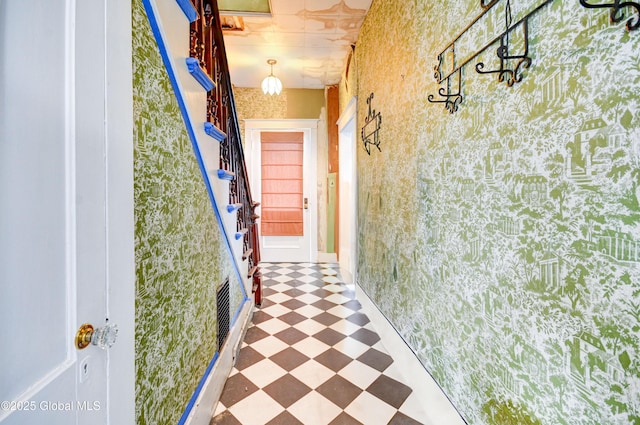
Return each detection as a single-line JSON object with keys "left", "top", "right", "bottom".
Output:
{"left": 261, "top": 59, "right": 282, "bottom": 96}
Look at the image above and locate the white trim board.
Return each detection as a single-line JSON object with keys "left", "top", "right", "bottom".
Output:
{"left": 336, "top": 96, "right": 358, "bottom": 285}
{"left": 355, "top": 284, "right": 467, "bottom": 425}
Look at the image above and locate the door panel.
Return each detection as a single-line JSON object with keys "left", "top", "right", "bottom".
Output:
{"left": 0, "top": 2, "right": 78, "bottom": 423}
{"left": 261, "top": 132, "right": 304, "bottom": 237}
{"left": 0, "top": 0, "right": 133, "bottom": 423}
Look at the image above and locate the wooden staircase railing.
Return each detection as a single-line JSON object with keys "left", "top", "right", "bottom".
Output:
{"left": 189, "top": 0, "right": 261, "bottom": 306}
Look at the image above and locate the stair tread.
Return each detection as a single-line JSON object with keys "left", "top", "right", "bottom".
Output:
{"left": 217, "top": 169, "right": 236, "bottom": 181}
{"left": 227, "top": 203, "right": 243, "bottom": 213}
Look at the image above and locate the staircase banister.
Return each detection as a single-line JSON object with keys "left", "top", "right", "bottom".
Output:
{"left": 208, "top": 0, "right": 254, "bottom": 199}
{"left": 189, "top": 0, "right": 261, "bottom": 305}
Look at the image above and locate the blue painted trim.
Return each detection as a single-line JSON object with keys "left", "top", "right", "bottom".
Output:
{"left": 217, "top": 169, "right": 235, "bottom": 181}
{"left": 204, "top": 122, "right": 227, "bottom": 142}
{"left": 175, "top": 0, "right": 198, "bottom": 23}
{"left": 235, "top": 229, "right": 248, "bottom": 240}
{"left": 186, "top": 57, "right": 215, "bottom": 91}
{"left": 227, "top": 203, "right": 243, "bottom": 213}
{"left": 177, "top": 351, "right": 219, "bottom": 425}
{"left": 142, "top": 0, "right": 248, "bottom": 306}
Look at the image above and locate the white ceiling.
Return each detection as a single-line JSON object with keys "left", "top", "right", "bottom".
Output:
{"left": 221, "top": 0, "right": 373, "bottom": 89}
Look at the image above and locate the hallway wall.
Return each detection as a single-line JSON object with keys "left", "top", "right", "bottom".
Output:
{"left": 132, "top": 1, "right": 243, "bottom": 423}
{"left": 342, "top": 1, "right": 640, "bottom": 424}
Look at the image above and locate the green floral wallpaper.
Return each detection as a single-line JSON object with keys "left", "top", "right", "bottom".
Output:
{"left": 351, "top": 1, "right": 640, "bottom": 424}
{"left": 133, "top": 1, "right": 242, "bottom": 424}
{"left": 233, "top": 88, "right": 288, "bottom": 144}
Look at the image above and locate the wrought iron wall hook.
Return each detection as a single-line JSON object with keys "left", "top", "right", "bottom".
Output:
{"left": 476, "top": 43, "right": 514, "bottom": 85}
{"left": 361, "top": 93, "right": 382, "bottom": 155}
{"left": 433, "top": 53, "right": 445, "bottom": 82}
{"left": 427, "top": 69, "right": 463, "bottom": 114}
{"left": 579, "top": 0, "right": 640, "bottom": 31}
{"left": 476, "top": 14, "right": 532, "bottom": 87}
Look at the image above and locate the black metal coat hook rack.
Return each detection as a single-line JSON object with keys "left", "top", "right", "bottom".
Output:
{"left": 428, "top": 0, "right": 555, "bottom": 114}
{"left": 475, "top": 0, "right": 532, "bottom": 87}
{"left": 361, "top": 93, "right": 382, "bottom": 155}
{"left": 579, "top": 0, "right": 640, "bottom": 31}
{"left": 427, "top": 0, "right": 638, "bottom": 114}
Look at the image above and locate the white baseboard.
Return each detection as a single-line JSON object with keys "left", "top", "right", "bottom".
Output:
{"left": 317, "top": 252, "right": 338, "bottom": 263}
{"left": 182, "top": 298, "right": 254, "bottom": 425}
{"left": 355, "top": 284, "right": 467, "bottom": 425}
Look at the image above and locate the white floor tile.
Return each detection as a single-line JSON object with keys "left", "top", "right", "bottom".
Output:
{"left": 338, "top": 360, "right": 382, "bottom": 390}
{"left": 328, "top": 319, "right": 362, "bottom": 335}
{"left": 382, "top": 362, "right": 408, "bottom": 384}
{"left": 289, "top": 359, "right": 335, "bottom": 389}
{"left": 268, "top": 283, "right": 296, "bottom": 293}
{"left": 322, "top": 276, "right": 342, "bottom": 284}
{"left": 288, "top": 391, "right": 342, "bottom": 425}
{"left": 296, "top": 283, "right": 323, "bottom": 293}
{"left": 295, "top": 304, "right": 325, "bottom": 319}
{"left": 297, "top": 293, "right": 322, "bottom": 304}
{"left": 273, "top": 274, "right": 295, "bottom": 283}
{"left": 250, "top": 335, "right": 290, "bottom": 357}
{"left": 296, "top": 274, "right": 318, "bottom": 282}
{"left": 291, "top": 318, "right": 327, "bottom": 336}
{"left": 241, "top": 358, "right": 288, "bottom": 388}
{"left": 213, "top": 401, "right": 226, "bottom": 416}
{"left": 291, "top": 335, "right": 331, "bottom": 358}
{"left": 260, "top": 303, "right": 292, "bottom": 318}
{"left": 326, "top": 304, "right": 356, "bottom": 318}
{"left": 257, "top": 317, "right": 290, "bottom": 335}
{"left": 228, "top": 390, "right": 284, "bottom": 425}
{"left": 399, "top": 391, "right": 434, "bottom": 425}
{"left": 344, "top": 391, "right": 397, "bottom": 425}
{"left": 325, "top": 293, "right": 351, "bottom": 304}
{"left": 332, "top": 337, "right": 370, "bottom": 358}
{"left": 267, "top": 291, "right": 294, "bottom": 304}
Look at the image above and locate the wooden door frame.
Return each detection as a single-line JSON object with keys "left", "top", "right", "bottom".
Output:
{"left": 104, "top": 0, "right": 135, "bottom": 422}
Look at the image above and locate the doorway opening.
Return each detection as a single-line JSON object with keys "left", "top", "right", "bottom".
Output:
{"left": 245, "top": 119, "right": 319, "bottom": 263}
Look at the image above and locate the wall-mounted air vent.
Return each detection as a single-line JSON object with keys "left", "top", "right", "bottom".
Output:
{"left": 217, "top": 277, "right": 230, "bottom": 351}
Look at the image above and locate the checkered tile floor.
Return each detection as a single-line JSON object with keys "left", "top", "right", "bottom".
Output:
{"left": 211, "top": 263, "right": 429, "bottom": 425}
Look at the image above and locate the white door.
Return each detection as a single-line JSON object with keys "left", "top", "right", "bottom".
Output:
{"left": 0, "top": 1, "right": 134, "bottom": 424}
{"left": 337, "top": 97, "right": 358, "bottom": 284}
{"left": 246, "top": 120, "right": 318, "bottom": 263}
